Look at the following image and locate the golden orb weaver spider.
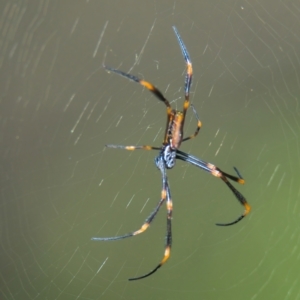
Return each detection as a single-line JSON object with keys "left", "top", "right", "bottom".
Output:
{"left": 92, "top": 26, "right": 251, "bottom": 281}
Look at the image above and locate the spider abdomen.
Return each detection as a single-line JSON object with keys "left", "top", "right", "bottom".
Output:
{"left": 168, "top": 111, "right": 184, "bottom": 150}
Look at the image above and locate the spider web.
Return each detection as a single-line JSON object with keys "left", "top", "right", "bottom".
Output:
{"left": 1, "top": 0, "right": 300, "bottom": 299}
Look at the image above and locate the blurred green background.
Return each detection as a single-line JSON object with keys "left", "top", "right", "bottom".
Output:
{"left": 1, "top": 0, "right": 299, "bottom": 299}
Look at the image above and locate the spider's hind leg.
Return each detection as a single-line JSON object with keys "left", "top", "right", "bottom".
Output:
{"left": 213, "top": 168, "right": 250, "bottom": 226}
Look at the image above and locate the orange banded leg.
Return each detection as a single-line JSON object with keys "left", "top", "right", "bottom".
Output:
{"left": 129, "top": 155, "right": 172, "bottom": 281}
{"left": 176, "top": 150, "right": 245, "bottom": 184}
{"left": 106, "top": 144, "right": 161, "bottom": 151}
{"left": 208, "top": 164, "right": 245, "bottom": 185}
{"left": 208, "top": 166, "right": 250, "bottom": 226}
{"left": 129, "top": 187, "right": 172, "bottom": 281}
{"left": 216, "top": 175, "right": 251, "bottom": 226}
{"left": 175, "top": 150, "right": 250, "bottom": 226}
{"left": 182, "top": 104, "right": 202, "bottom": 142}
{"left": 172, "top": 26, "right": 193, "bottom": 118}
{"left": 103, "top": 65, "right": 172, "bottom": 110}
{"left": 91, "top": 195, "right": 166, "bottom": 242}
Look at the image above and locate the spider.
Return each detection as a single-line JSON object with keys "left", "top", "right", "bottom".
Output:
{"left": 92, "top": 26, "right": 251, "bottom": 281}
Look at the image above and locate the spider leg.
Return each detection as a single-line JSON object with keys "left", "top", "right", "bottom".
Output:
{"left": 129, "top": 155, "right": 172, "bottom": 280}
{"left": 215, "top": 174, "right": 250, "bottom": 226}
{"left": 173, "top": 26, "right": 193, "bottom": 119}
{"left": 175, "top": 150, "right": 250, "bottom": 225}
{"left": 103, "top": 65, "right": 172, "bottom": 111}
{"left": 91, "top": 194, "right": 165, "bottom": 242}
{"left": 176, "top": 150, "right": 245, "bottom": 185}
{"left": 106, "top": 144, "right": 161, "bottom": 151}
{"left": 104, "top": 65, "right": 174, "bottom": 145}
{"left": 182, "top": 104, "right": 202, "bottom": 142}
{"left": 218, "top": 167, "right": 245, "bottom": 184}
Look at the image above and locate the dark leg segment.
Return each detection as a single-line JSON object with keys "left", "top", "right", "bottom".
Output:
{"left": 103, "top": 65, "right": 172, "bottom": 110}
{"left": 129, "top": 155, "right": 173, "bottom": 280}
{"left": 182, "top": 104, "right": 202, "bottom": 142}
{"left": 215, "top": 175, "right": 251, "bottom": 226}
{"left": 91, "top": 195, "right": 165, "bottom": 242}
{"left": 175, "top": 150, "right": 250, "bottom": 225}
{"left": 172, "top": 26, "right": 193, "bottom": 119}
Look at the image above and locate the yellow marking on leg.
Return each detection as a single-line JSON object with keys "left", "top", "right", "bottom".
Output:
{"left": 143, "top": 145, "right": 153, "bottom": 150}
{"left": 140, "top": 80, "right": 155, "bottom": 91}
{"left": 125, "top": 146, "right": 137, "bottom": 150}
{"left": 238, "top": 178, "right": 245, "bottom": 184}
{"left": 124, "top": 145, "right": 153, "bottom": 150}
{"left": 207, "top": 163, "right": 216, "bottom": 170}
{"left": 183, "top": 100, "right": 190, "bottom": 110}
{"left": 166, "top": 201, "right": 173, "bottom": 211}
{"left": 161, "top": 246, "right": 171, "bottom": 264}
{"left": 133, "top": 223, "right": 150, "bottom": 235}
{"left": 187, "top": 62, "right": 193, "bottom": 76}
{"left": 161, "top": 189, "right": 167, "bottom": 199}
{"left": 211, "top": 169, "right": 222, "bottom": 178}
{"left": 244, "top": 203, "right": 251, "bottom": 215}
